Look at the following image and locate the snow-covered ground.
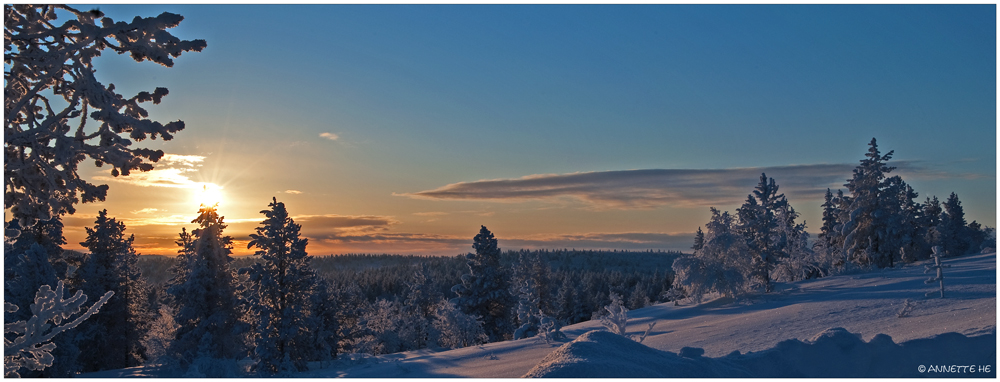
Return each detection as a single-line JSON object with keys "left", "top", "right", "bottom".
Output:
{"left": 85, "top": 252, "right": 996, "bottom": 378}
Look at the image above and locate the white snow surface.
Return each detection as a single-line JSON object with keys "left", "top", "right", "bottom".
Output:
{"left": 83, "top": 252, "right": 996, "bottom": 378}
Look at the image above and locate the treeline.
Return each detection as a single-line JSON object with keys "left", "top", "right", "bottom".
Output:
{"left": 674, "top": 138, "right": 995, "bottom": 301}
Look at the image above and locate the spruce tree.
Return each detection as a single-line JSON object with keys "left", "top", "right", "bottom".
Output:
{"left": 4, "top": 218, "right": 60, "bottom": 323}
{"left": 306, "top": 279, "right": 339, "bottom": 367}
{"left": 892, "top": 181, "right": 925, "bottom": 263}
{"left": 75, "top": 210, "right": 151, "bottom": 371}
{"left": 451, "top": 226, "right": 514, "bottom": 342}
{"left": 940, "top": 193, "right": 970, "bottom": 257}
{"left": 841, "top": 138, "right": 897, "bottom": 268}
{"left": 920, "top": 196, "right": 944, "bottom": 254}
{"left": 513, "top": 278, "right": 540, "bottom": 340}
{"left": 554, "top": 276, "right": 578, "bottom": 325}
{"left": 166, "top": 205, "right": 241, "bottom": 369}
{"left": 736, "top": 173, "right": 788, "bottom": 292}
{"left": 241, "top": 198, "right": 317, "bottom": 375}
{"left": 402, "top": 264, "right": 439, "bottom": 349}
{"left": 877, "top": 176, "right": 917, "bottom": 267}
{"left": 692, "top": 227, "right": 705, "bottom": 251}
{"left": 818, "top": 189, "right": 839, "bottom": 249}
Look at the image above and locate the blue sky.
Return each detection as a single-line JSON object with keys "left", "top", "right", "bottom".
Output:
{"left": 66, "top": 4, "right": 995, "bottom": 256}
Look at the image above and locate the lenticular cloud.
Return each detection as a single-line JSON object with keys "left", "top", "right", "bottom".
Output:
{"left": 404, "top": 164, "right": 860, "bottom": 209}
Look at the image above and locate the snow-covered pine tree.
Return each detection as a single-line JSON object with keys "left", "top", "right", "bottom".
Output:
{"left": 330, "top": 282, "right": 367, "bottom": 355}
{"left": 400, "top": 264, "right": 437, "bottom": 349}
{"left": 922, "top": 196, "right": 943, "bottom": 229}
{"left": 4, "top": 237, "right": 59, "bottom": 325}
{"left": 965, "top": 221, "right": 994, "bottom": 253}
{"left": 430, "top": 299, "right": 487, "bottom": 349}
{"left": 939, "top": 193, "right": 970, "bottom": 257}
{"left": 672, "top": 208, "right": 749, "bottom": 302}
{"left": 141, "top": 305, "right": 179, "bottom": 366}
{"left": 692, "top": 227, "right": 705, "bottom": 251}
{"left": 899, "top": 184, "right": 926, "bottom": 263}
{"left": 4, "top": 281, "right": 112, "bottom": 377}
{"left": 4, "top": 218, "right": 66, "bottom": 289}
{"left": 166, "top": 205, "right": 242, "bottom": 369}
{"left": 511, "top": 251, "right": 544, "bottom": 340}
{"left": 305, "top": 278, "right": 338, "bottom": 367}
{"left": 513, "top": 280, "right": 541, "bottom": 340}
{"left": 881, "top": 177, "right": 925, "bottom": 265}
{"left": 75, "top": 210, "right": 152, "bottom": 371}
{"left": 451, "top": 226, "right": 515, "bottom": 342}
{"left": 817, "top": 189, "right": 839, "bottom": 250}
{"left": 240, "top": 198, "right": 317, "bottom": 375}
{"left": 772, "top": 204, "right": 820, "bottom": 282}
{"left": 4, "top": 5, "right": 206, "bottom": 229}
{"left": 736, "top": 173, "right": 789, "bottom": 292}
{"left": 841, "top": 138, "right": 897, "bottom": 268}
{"left": 528, "top": 252, "right": 554, "bottom": 317}
{"left": 627, "top": 281, "right": 650, "bottom": 310}
{"left": 554, "top": 276, "right": 579, "bottom": 325}
{"left": 353, "top": 299, "right": 404, "bottom": 355}
{"left": 600, "top": 292, "right": 628, "bottom": 336}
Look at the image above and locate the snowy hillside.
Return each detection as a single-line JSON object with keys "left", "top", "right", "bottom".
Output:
{"left": 85, "top": 251, "right": 995, "bottom": 378}
{"left": 313, "top": 251, "right": 997, "bottom": 377}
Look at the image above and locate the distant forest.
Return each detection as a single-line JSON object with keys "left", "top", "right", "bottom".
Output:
{"left": 140, "top": 248, "right": 681, "bottom": 327}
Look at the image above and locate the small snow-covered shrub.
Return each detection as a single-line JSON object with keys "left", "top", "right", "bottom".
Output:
{"left": 600, "top": 293, "right": 628, "bottom": 336}
{"left": 896, "top": 299, "right": 914, "bottom": 318}
{"left": 536, "top": 314, "right": 566, "bottom": 344}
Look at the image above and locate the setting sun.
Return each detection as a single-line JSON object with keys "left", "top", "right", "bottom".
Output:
{"left": 193, "top": 184, "right": 224, "bottom": 207}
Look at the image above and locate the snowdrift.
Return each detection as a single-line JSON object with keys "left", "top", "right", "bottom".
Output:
{"left": 523, "top": 328, "right": 996, "bottom": 378}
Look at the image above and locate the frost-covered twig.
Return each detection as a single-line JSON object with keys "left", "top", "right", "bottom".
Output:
{"left": 633, "top": 322, "right": 657, "bottom": 344}
{"left": 896, "top": 299, "right": 914, "bottom": 318}
{"left": 600, "top": 293, "right": 628, "bottom": 336}
{"left": 4, "top": 281, "right": 113, "bottom": 377}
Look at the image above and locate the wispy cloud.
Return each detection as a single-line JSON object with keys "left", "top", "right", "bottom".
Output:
{"left": 413, "top": 212, "right": 449, "bottom": 216}
{"left": 400, "top": 164, "right": 868, "bottom": 209}
{"left": 92, "top": 153, "right": 220, "bottom": 190}
{"left": 294, "top": 214, "right": 399, "bottom": 236}
{"left": 284, "top": 189, "right": 303, "bottom": 194}
{"left": 131, "top": 208, "right": 161, "bottom": 215}
{"left": 312, "top": 232, "right": 465, "bottom": 245}
{"left": 319, "top": 132, "right": 339, "bottom": 141}
{"left": 893, "top": 160, "right": 994, "bottom": 181}
{"left": 402, "top": 162, "right": 979, "bottom": 209}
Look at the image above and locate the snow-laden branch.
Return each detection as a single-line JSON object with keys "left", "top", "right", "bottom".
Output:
{"left": 4, "top": 281, "right": 114, "bottom": 377}
{"left": 4, "top": 4, "right": 206, "bottom": 229}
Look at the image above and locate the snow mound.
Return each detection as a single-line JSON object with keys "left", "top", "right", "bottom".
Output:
{"left": 524, "top": 328, "right": 997, "bottom": 378}
{"left": 522, "top": 330, "right": 750, "bottom": 378}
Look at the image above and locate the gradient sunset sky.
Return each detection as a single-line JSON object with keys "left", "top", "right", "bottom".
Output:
{"left": 54, "top": 4, "right": 995, "bottom": 256}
